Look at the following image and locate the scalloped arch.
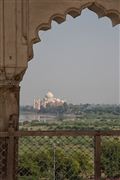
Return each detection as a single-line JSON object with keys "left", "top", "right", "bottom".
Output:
{"left": 28, "top": 1, "right": 120, "bottom": 61}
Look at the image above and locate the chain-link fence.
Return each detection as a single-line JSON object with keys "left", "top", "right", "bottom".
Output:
{"left": 101, "top": 137, "right": 120, "bottom": 179}
{"left": 0, "top": 138, "right": 8, "bottom": 179}
{"left": 17, "top": 135, "right": 94, "bottom": 180}
{"left": 0, "top": 130, "right": 120, "bottom": 180}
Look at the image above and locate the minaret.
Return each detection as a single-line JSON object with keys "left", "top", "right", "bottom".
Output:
{"left": 33, "top": 98, "right": 41, "bottom": 110}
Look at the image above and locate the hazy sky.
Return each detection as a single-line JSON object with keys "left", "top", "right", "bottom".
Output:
{"left": 20, "top": 9, "right": 120, "bottom": 105}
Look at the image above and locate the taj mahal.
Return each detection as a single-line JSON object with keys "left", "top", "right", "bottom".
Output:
{"left": 34, "top": 91, "right": 65, "bottom": 110}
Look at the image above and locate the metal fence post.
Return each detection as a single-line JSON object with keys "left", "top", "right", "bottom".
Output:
{"left": 94, "top": 134, "right": 101, "bottom": 180}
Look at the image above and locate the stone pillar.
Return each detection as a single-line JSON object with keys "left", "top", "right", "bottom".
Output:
{"left": 0, "top": 84, "right": 20, "bottom": 131}
{"left": 0, "top": 82, "right": 20, "bottom": 180}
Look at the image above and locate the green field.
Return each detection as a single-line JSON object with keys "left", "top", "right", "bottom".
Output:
{"left": 19, "top": 112, "right": 120, "bottom": 131}
{"left": 18, "top": 104, "right": 120, "bottom": 179}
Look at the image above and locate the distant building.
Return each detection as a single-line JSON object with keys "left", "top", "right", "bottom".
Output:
{"left": 33, "top": 91, "right": 65, "bottom": 109}
{"left": 33, "top": 98, "right": 41, "bottom": 110}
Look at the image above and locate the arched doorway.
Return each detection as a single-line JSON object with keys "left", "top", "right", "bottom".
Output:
{"left": 0, "top": 1, "right": 119, "bottom": 180}
{"left": 20, "top": 8, "right": 119, "bottom": 131}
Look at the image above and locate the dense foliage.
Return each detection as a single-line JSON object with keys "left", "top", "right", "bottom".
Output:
{"left": 19, "top": 146, "right": 93, "bottom": 179}
{"left": 101, "top": 138, "right": 120, "bottom": 178}
{"left": 20, "top": 103, "right": 120, "bottom": 131}
{"left": 18, "top": 138, "right": 120, "bottom": 179}
{"left": 20, "top": 104, "right": 120, "bottom": 116}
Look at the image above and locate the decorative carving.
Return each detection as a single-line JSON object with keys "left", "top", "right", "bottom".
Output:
{"left": 0, "top": 80, "right": 19, "bottom": 87}
{"left": 28, "top": 1, "right": 120, "bottom": 61}
{"left": 0, "top": 85, "right": 20, "bottom": 131}
{"left": 88, "top": 2, "right": 120, "bottom": 25}
{"left": 9, "top": 114, "right": 18, "bottom": 130}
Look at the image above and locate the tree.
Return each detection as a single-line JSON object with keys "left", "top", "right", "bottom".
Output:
{"left": 101, "top": 138, "right": 120, "bottom": 178}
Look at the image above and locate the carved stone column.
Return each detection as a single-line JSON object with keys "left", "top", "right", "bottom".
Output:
{"left": 0, "top": 81, "right": 20, "bottom": 180}
{"left": 0, "top": 83, "right": 20, "bottom": 132}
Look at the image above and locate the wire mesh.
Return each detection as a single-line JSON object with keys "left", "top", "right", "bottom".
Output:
{"left": 0, "top": 138, "right": 8, "bottom": 179}
{"left": 101, "top": 136, "right": 120, "bottom": 180}
{"left": 0, "top": 131, "right": 120, "bottom": 179}
{"left": 17, "top": 136, "right": 94, "bottom": 180}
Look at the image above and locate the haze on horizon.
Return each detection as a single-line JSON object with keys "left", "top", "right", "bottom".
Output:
{"left": 20, "top": 9, "right": 120, "bottom": 106}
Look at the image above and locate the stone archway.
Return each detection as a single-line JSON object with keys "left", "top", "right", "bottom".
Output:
{"left": 0, "top": 0, "right": 119, "bottom": 179}
{"left": 28, "top": 1, "right": 120, "bottom": 61}
{"left": 0, "top": 0, "right": 119, "bottom": 132}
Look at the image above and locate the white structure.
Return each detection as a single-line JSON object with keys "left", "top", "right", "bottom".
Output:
{"left": 34, "top": 92, "right": 65, "bottom": 109}
{"left": 33, "top": 98, "right": 41, "bottom": 110}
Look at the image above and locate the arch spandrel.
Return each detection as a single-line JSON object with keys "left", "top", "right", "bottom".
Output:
{"left": 28, "top": 0, "right": 120, "bottom": 61}
{"left": 0, "top": 0, "right": 119, "bottom": 84}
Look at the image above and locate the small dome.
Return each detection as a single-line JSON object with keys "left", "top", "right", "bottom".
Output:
{"left": 45, "top": 91, "right": 54, "bottom": 99}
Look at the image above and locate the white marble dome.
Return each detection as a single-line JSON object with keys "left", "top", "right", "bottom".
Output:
{"left": 45, "top": 91, "right": 54, "bottom": 99}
